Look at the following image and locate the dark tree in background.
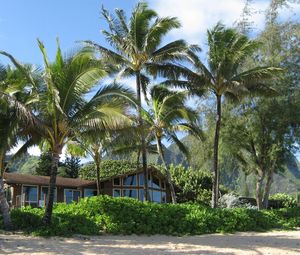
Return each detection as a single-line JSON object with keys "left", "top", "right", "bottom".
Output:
{"left": 63, "top": 155, "right": 80, "bottom": 178}
{"left": 35, "top": 152, "right": 52, "bottom": 176}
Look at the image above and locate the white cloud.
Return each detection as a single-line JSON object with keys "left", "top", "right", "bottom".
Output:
{"left": 149, "top": 0, "right": 270, "bottom": 44}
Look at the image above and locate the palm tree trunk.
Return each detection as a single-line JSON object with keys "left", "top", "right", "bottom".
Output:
{"left": 212, "top": 95, "right": 221, "bottom": 208}
{"left": 0, "top": 153, "right": 12, "bottom": 230}
{"left": 94, "top": 153, "right": 101, "bottom": 195}
{"left": 262, "top": 168, "right": 274, "bottom": 209}
{"left": 42, "top": 145, "right": 61, "bottom": 225}
{"left": 156, "top": 138, "right": 176, "bottom": 203}
{"left": 256, "top": 171, "right": 265, "bottom": 210}
{"left": 136, "top": 71, "right": 149, "bottom": 201}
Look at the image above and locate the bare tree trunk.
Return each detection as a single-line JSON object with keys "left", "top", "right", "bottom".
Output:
{"left": 42, "top": 145, "right": 61, "bottom": 225}
{"left": 262, "top": 168, "right": 274, "bottom": 209}
{"left": 256, "top": 171, "right": 265, "bottom": 210}
{"left": 0, "top": 153, "right": 12, "bottom": 230}
{"left": 157, "top": 138, "right": 176, "bottom": 203}
{"left": 212, "top": 95, "right": 221, "bottom": 208}
{"left": 136, "top": 71, "right": 149, "bottom": 201}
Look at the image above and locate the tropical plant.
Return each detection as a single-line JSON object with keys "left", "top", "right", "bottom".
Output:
{"left": 84, "top": 2, "right": 193, "bottom": 200}
{"left": 141, "top": 85, "right": 201, "bottom": 203}
{"left": 0, "top": 64, "right": 39, "bottom": 229}
{"left": 1, "top": 40, "right": 133, "bottom": 224}
{"left": 161, "top": 23, "right": 282, "bottom": 208}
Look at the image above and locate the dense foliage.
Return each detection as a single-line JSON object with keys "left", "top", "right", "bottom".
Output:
{"left": 79, "top": 160, "right": 139, "bottom": 180}
{"left": 269, "top": 193, "right": 298, "bottom": 208}
{"left": 1, "top": 195, "right": 299, "bottom": 236}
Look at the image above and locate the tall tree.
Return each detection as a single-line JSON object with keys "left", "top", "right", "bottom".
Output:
{"left": 0, "top": 64, "right": 39, "bottom": 229}
{"left": 141, "top": 85, "right": 201, "bottom": 203}
{"left": 1, "top": 41, "right": 133, "bottom": 224}
{"left": 63, "top": 155, "right": 81, "bottom": 178}
{"left": 223, "top": 0, "right": 300, "bottom": 209}
{"left": 161, "top": 23, "right": 282, "bottom": 208}
{"left": 84, "top": 2, "right": 192, "bottom": 200}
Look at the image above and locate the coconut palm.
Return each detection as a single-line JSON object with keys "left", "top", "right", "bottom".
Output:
{"left": 84, "top": 2, "right": 193, "bottom": 200}
{"left": 1, "top": 41, "right": 134, "bottom": 224}
{"left": 141, "top": 85, "right": 202, "bottom": 203}
{"left": 160, "top": 23, "right": 283, "bottom": 208}
{"left": 0, "top": 64, "right": 40, "bottom": 229}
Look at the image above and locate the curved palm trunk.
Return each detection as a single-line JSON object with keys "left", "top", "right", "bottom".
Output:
{"left": 157, "top": 138, "right": 176, "bottom": 203}
{"left": 212, "top": 95, "right": 221, "bottom": 208}
{"left": 262, "top": 168, "right": 274, "bottom": 209}
{"left": 42, "top": 145, "right": 61, "bottom": 225}
{"left": 136, "top": 71, "right": 149, "bottom": 201}
{"left": 94, "top": 150, "right": 102, "bottom": 195}
{"left": 0, "top": 154, "right": 12, "bottom": 230}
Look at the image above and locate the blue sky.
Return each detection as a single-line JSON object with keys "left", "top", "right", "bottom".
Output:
{"left": 2, "top": 0, "right": 299, "bottom": 158}
{"left": 1, "top": 0, "right": 299, "bottom": 65}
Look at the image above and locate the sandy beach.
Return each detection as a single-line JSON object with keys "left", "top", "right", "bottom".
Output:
{"left": 0, "top": 230, "right": 299, "bottom": 255}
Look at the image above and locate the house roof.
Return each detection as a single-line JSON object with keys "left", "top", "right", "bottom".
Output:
{"left": 3, "top": 172, "right": 96, "bottom": 188}
{"left": 3, "top": 166, "right": 166, "bottom": 188}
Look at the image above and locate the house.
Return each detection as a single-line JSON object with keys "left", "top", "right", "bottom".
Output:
{"left": 3, "top": 167, "right": 170, "bottom": 207}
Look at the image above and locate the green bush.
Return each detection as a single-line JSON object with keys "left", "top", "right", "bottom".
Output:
{"left": 1, "top": 195, "right": 299, "bottom": 236}
{"left": 269, "top": 193, "right": 298, "bottom": 208}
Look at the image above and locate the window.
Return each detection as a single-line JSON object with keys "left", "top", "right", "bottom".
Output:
{"left": 139, "top": 189, "right": 144, "bottom": 202}
{"left": 152, "top": 190, "right": 162, "bottom": 203}
{"left": 84, "top": 189, "right": 97, "bottom": 198}
{"left": 162, "top": 191, "right": 167, "bottom": 203}
{"left": 40, "top": 187, "right": 57, "bottom": 207}
{"left": 123, "top": 189, "right": 137, "bottom": 198}
{"left": 64, "top": 189, "right": 81, "bottom": 204}
{"left": 22, "top": 185, "right": 38, "bottom": 206}
{"left": 139, "top": 173, "right": 144, "bottom": 186}
{"left": 152, "top": 175, "right": 161, "bottom": 189}
{"left": 113, "top": 189, "right": 121, "bottom": 197}
{"left": 113, "top": 178, "right": 120, "bottom": 186}
{"left": 123, "top": 174, "right": 137, "bottom": 186}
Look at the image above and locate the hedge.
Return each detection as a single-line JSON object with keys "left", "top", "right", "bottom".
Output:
{"left": 1, "top": 195, "right": 299, "bottom": 236}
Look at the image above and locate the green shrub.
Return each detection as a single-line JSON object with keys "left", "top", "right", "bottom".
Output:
{"left": 269, "top": 193, "right": 298, "bottom": 208}
{"left": 1, "top": 195, "right": 299, "bottom": 236}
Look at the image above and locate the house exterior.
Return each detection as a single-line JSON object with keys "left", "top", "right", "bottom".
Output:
{"left": 3, "top": 167, "right": 170, "bottom": 208}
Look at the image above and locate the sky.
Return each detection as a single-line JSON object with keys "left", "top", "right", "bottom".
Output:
{"left": 1, "top": 0, "right": 299, "bottom": 158}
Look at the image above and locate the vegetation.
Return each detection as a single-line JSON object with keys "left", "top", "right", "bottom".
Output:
{"left": 0, "top": 0, "right": 300, "bottom": 231}
{"left": 1, "top": 196, "right": 299, "bottom": 236}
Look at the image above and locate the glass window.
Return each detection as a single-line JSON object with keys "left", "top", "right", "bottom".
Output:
{"left": 162, "top": 191, "right": 167, "bottom": 203}
{"left": 65, "top": 189, "right": 73, "bottom": 204}
{"left": 123, "top": 174, "right": 137, "bottom": 186}
{"left": 22, "top": 185, "right": 38, "bottom": 206}
{"left": 113, "top": 189, "right": 121, "bottom": 197}
{"left": 152, "top": 190, "right": 162, "bottom": 203}
{"left": 139, "top": 189, "right": 144, "bottom": 202}
{"left": 84, "top": 189, "right": 97, "bottom": 198}
{"left": 139, "top": 173, "right": 144, "bottom": 186}
{"left": 73, "top": 190, "right": 81, "bottom": 202}
{"left": 40, "top": 187, "right": 57, "bottom": 207}
{"left": 148, "top": 173, "right": 153, "bottom": 188}
{"left": 123, "top": 189, "right": 137, "bottom": 198}
{"left": 64, "top": 189, "right": 81, "bottom": 204}
{"left": 113, "top": 178, "right": 120, "bottom": 186}
{"left": 152, "top": 175, "right": 161, "bottom": 189}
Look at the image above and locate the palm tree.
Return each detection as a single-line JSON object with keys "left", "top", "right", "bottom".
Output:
{"left": 1, "top": 41, "right": 134, "bottom": 224}
{"left": 141, "top": 85, "right": 201, "bottom": 203}
{"left": 161, "top": 23, "right": 282, "bottom": 208}
{"left": 0, "top": 64, "right": 39, "bottom": 229}
{"left": 84, "top": 2, "right": 193, "bottom": 200}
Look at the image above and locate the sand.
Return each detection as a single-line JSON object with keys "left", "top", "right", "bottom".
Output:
{"left": 0, "top": 230, "right": 299, "bottom": 255}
